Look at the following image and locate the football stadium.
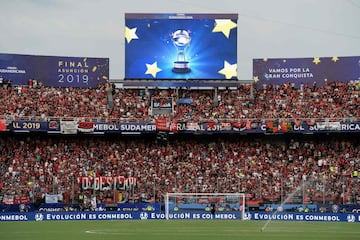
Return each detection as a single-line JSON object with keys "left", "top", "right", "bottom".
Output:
{"left": 0, "top": 1, "right": 359, "bottom": 239}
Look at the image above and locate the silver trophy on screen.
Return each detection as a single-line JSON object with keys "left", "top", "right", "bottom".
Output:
{"left": 171, "top": 29, "right": 191, "bottom": 73}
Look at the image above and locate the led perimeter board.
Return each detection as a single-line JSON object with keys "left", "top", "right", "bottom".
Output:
{"left": 125, "top": 13, "right": 238, "bottom": 80}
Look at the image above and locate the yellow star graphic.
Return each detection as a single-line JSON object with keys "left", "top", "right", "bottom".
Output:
{"left": 218, "top": 61, "right": 237, "bottom": 79}
{"left": 263, "top": 58, "right": 268, "bottom": 62}
{"left": 145, "top": 62, "right": 162, "bottom": 78}
{"left": 125, "top": 26, "right": 139, "bottom": 44}
{"left": 313, "top": 57, "right": 321, "bottom": 64}
{"left": 253, "top": 76, "right": 259, "bottom": 82}
{"left": 212, "top": 19, "right": 237, "bottom": 38}
{"left": 332, "top": 56, "right": 339, "bottom": 62}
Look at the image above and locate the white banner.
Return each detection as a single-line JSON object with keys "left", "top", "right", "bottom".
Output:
{"left": 60, "top": 120, "right": 78, "bottom": 134}
{"left": 45, "top": 194, "right": 58, "bottom": 204}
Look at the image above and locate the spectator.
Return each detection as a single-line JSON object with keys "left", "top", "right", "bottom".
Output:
{"left": 0, "top": 134, "right": 358, "bottom": 206}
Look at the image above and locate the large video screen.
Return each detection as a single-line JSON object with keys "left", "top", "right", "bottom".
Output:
{"left": 125, "top": 13, "right": 238, "bottom": 80}
{"left": 0, "top": 53, "right": 109, "bottom": 88}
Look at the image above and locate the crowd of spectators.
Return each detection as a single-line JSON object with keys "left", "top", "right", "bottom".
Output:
{"left": 0, "top": 80, "right": 359, "bottom": 208}
{"left": 0, "top": 134, "right": 359, "bottom": 206}
{"left": 0, "top": 80, "right": 359, "bottom": 122}
{"left": 172, "top": 81, "right": 360, "bottom": 121}
{"left": 0, "top": 81, "right": 110, "bottom": 121}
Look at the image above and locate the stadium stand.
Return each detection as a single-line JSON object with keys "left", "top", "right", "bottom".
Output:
{"left": 1, "top": 80, "right": 359, "bottom": 121}
{"left": 0, "top": 134, "right": 359, "bottom": 207}
{"left": 0, "top": 80, "right": 359, "bottom": 210}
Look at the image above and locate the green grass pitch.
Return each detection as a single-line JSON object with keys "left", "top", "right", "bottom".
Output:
{"left": 0, "top": 220, "right": 359, "bottom": 240}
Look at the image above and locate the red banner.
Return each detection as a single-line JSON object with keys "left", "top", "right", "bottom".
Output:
{"left": 77, "top": 176, "right": 137, "bottom": 191}
{"left": 0, "top": 119, "right": 6, "bottom": 131}
{"left": 77, "top": 121, "right": 94, "bottom": 133}
{"left": 155, "top": 117, "right": 170, "bottom": 131}
{"left": 14, "top": 196, "right": 31, "bottom": 204}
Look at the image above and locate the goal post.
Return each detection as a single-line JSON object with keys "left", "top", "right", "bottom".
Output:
{"left": 165, "top": 192, "right": 246, "bottom": 220}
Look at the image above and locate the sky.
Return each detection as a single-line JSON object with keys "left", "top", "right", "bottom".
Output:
{"left": 0, "top": 0, "right": 359, "bottom": 80}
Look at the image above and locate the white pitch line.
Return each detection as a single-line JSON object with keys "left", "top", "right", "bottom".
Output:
{"left": 85, "top": 230, "right": 134, "bottom": 235}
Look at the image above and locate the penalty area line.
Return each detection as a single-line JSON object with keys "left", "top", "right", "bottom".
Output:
{"left": 85, "top": 229, "right": 133, "bottom": 235}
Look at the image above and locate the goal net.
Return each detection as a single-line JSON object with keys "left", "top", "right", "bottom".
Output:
{"left": 164, "top": 192, "right": 246, "bottom": 220}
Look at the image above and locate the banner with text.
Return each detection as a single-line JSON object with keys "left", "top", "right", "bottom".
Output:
{"left": 94, "top": 122, "right": 156, "bottom": 133}
{"left": 151, "top": 97, "right": 174, "bottom": 115}
{"left": 1, "top": 211, "right": 360, "bottom": 222}
{"left": 246, "top": 212, "right": 360, "bottom": 222}
{"left": 6, "top": 120, "right": 360, "bottom": 134}
{"left": 0, "top": 53, "right": 109, "bottom": 88}
{"left": 11, "top": 120, "right": 48, "bottom": 132}
{"left": 77, "top": 176, "right": 137, "bottom": 191}
{"left": 170, "top": 120, "right": 360, "bottom": 134}
{"left": 253, "top": 56, "right": 360, "bottom": 87}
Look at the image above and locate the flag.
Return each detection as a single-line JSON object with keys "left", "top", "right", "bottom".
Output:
{"left": 265, "top": 121, "right": 273, "bottom": 133}
{"left": 206, "top": 122, "right": 216, "bottom": 129}
{"left": 170, "top": 122, "right": 178, "bottom": 133}
{"left": 155, "top": 117, "right": 170, "bottom": 131}
{"left": 231, "top": 122, "right": 246, "bottom": 131}
{"left": 78, "top": 121, "right": 94, "bottom": 133}
{"left": 45, "top": 194, "right": 58, "bottom": 203}
{"left": 306, "top": 119, "right": 316, "bottom": 126}
{"left": 0, "top": 119, "right": 6, "bottom": 131}
{"left": 280, "top": 121, "right": 288, "bottom": 132}
{"left": 186, "top": 122, "right": 198, "bottom": 131}
{"left": 266, "top": 121, "right": 279, "bottom": 133}
{"left": 60, "top": 120, "right": 78, "bottom": 134}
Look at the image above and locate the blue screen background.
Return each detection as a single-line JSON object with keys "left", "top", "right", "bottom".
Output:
{"left": 125, "top": 14, "right": 237, "bottom": 80}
